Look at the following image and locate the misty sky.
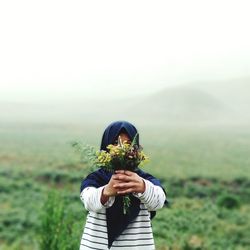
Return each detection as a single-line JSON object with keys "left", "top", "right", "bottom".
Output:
{"left": 0, "top": 0, "right": 250, "bottom": 102}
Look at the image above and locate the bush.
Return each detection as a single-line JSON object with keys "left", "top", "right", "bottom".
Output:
{"left": 216, "top": 194, "right": 240, "bottom": 209}
{"left": 38, "top": 190, "right": 81, "bottom": 250}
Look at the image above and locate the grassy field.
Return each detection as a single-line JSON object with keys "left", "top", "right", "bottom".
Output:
{"left": 0, "top": 123, "right": 250, "bottom": 250}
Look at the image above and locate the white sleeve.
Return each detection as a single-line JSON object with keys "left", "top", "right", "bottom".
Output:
{"left": 133, "top": 179, "right": 166, "bottom": 211}
{"left": 80, "top": 186, "right": 115, "bottom": 212}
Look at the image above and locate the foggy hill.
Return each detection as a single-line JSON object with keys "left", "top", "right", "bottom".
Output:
{"left": 127, "top": 86, "right": 230, "bottom": 122}
{"left": 1, "top": 77, "right": 250, "bottom": 125}
{"left": 91, "top": 77, "right": 250, "bottom": 124}
{"left": 190, "top": 77, "right": 250, "bottom": 106}
{"left": 189, "top": 76, "right": 250, "bottom": 121}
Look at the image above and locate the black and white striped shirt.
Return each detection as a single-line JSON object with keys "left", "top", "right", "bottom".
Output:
{"left": 80, "top": 179, "right": 166, "bottom": 250}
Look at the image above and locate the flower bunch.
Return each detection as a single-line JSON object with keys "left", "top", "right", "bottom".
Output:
{"left": 95, "top": 135, "right": 149, "bottom": 172}
{"left": 72, "top": 133, "right": 149, "bottom": 214}
{"left": 96, "top": 134, "right": 149, "bottom": 214}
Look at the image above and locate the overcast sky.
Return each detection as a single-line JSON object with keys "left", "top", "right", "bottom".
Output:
{"left": 0, "top": 0, "right": 249, "bottom": 102}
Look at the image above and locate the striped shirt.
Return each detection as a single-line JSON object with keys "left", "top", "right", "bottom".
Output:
{"left": 79, "top": 179, "right": 166, "bottom": 250}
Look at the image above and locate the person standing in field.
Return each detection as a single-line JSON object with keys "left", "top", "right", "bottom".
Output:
{"left": 79, "top": 121, "right": 167, "bottom": 250}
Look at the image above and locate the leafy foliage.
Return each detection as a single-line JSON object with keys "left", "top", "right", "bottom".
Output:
{"left": 38, "top": 191, "right": 82, "bottom": 250}
{"left": 216, "top": 193, "right": 240, "bottom": 209}
{"left": 1, "top": 125, "right": 250, "bottom": 249}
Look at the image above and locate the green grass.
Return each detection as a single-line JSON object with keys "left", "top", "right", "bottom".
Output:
{"left": 0, "top": 123, "right": 249, "bottom": 249}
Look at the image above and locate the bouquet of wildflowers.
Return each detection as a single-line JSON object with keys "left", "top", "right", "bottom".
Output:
{"left": 72, "top": 134, "right": 149, "bottom": 214}
{"left": 95, "top": 134, "right": 148, "bottom": 172}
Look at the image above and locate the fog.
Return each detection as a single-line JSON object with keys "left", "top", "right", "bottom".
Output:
{"left": 0, "top": 0, "right": 250, "bottom": 126}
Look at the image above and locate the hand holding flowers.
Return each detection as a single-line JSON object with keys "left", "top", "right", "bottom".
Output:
{"left": 112, "top": 170, "right": 145, "bottom": 195}
{"left": 102, "top": 170, "right": 145, "bottom": 198}
{"left": 101, "top": 170, "right": 146, "bottom": 214}
{"left": 73, "top": 133, "right": 149, "bottom": 214}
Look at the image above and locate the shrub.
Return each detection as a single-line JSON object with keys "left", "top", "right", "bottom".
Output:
{"left": 38, "top": 190, "right": 81, "bottom": 250}
{"left": 216, "top": 194, "right": 240, "bottom": 209}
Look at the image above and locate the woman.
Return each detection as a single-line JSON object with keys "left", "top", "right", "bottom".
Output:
{"left": 79, "top": 121, "right": 167, "bottom": 250}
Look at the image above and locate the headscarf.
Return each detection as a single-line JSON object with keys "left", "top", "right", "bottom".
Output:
{"left": 100, "top": 120, "right": 139, "bottom": 151}
{"left": 80, "top": 121, "right": 166, "bottom": 248}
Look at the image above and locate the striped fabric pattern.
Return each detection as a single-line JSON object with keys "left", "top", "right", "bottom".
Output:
{"left": 80, "top": 179, "right": 166, "bottom": 250}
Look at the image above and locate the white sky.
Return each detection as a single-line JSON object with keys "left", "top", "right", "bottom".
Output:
{"left": 0, "top": 0, "right": 250, "bottom": 102}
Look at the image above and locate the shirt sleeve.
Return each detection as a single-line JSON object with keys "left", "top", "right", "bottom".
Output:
{"left": 133, "top": 179, "right": 166, "bottom": 211}
{"left": 80, "top": 186, "right": 115, "bottom": 212}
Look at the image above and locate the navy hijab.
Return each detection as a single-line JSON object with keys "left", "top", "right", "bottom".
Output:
{"left": 80, "top": 121, "right": 165, "bottom": 248}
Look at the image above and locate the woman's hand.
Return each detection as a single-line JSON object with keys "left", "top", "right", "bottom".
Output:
{"left": 101, "top": 170, "right": 146, "bottom": 204}
{"left": 112, "top": 170, "right": 146, "bottom": 195}
{"left": 101, "top": 175, "right": 122, "bottom": 205}
{"left": 103, "top": 175, "right": 121, "bottom": 197}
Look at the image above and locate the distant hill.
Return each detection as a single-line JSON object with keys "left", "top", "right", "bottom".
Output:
{"left": 128, "top": 86, "right": 230, "bottom": 122}
{"left": 1, "top": 77, "right": 250, "bottom": 126}
{"left": 117, "top": 77, "right": 250, "bottom": 124}
{"left": 189, "top": 76, "right": 250, "bottom": 121}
